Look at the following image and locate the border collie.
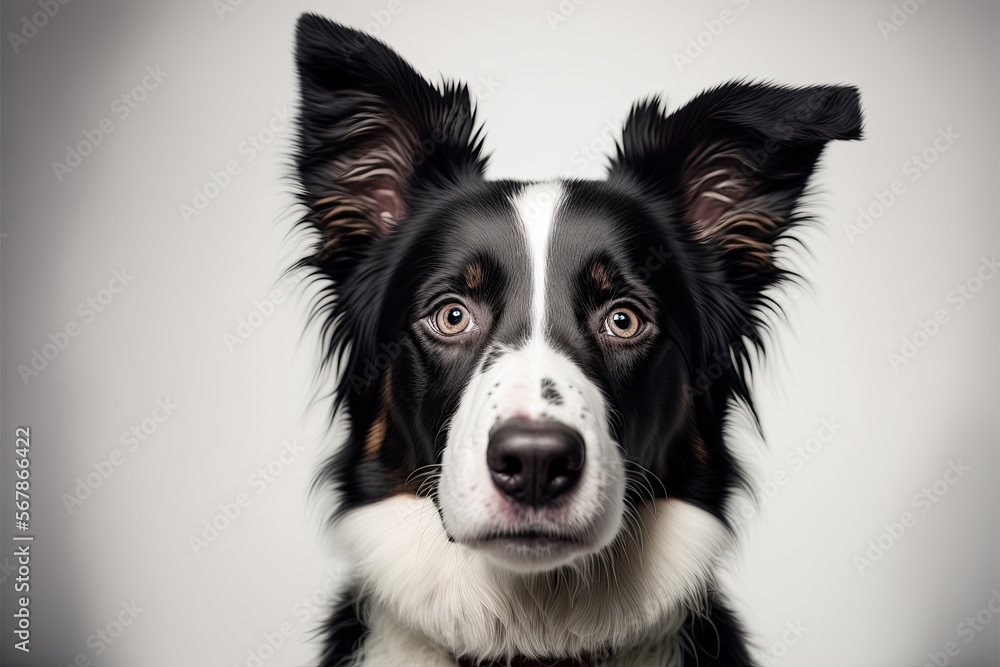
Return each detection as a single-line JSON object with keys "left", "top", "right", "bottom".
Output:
{"left": 292, "top": 13, "right": 863, "bottom": 667}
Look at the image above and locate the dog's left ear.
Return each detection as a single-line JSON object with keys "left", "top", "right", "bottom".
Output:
{"left": 294, "top": 14, "right": 488, "bottom": 283}
{"left": 609, "top": 81, "right": 863, "bottom": 298}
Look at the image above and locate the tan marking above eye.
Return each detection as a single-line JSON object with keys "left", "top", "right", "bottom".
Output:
{"left": 590, "top": 262, "right": 614, "bottom": 292}
{"left": 434, "top": 303, "right": 474, "bottom": 336}
{"left": 465, "top": 263, "right": 484, "bottom": 290}
{"left": 604, "top": 306, "right": 642, "bottom": 338}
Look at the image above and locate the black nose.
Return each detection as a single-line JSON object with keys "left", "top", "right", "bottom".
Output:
{"left": 487, "top": 418, "right": 585, "bottom": 506}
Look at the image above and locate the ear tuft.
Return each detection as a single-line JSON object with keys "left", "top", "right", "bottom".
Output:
{"left": 610, "top": 80, "right": 863, "bottom": 293}
{"left": 293, "top": 13, "right": 488, "bottom": 280}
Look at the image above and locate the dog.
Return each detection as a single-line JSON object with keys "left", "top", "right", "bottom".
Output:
{"left": 291, "top": 13, "right": 862, "bottom": 667}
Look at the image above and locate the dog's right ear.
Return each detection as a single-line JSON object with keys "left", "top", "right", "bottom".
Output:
{"left": 294, "top": 14, "right": 487, "bottom": 282}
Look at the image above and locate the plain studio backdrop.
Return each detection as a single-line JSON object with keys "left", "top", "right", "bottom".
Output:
{"left": 1, "top": 1, "right": 997, "bottom": 665}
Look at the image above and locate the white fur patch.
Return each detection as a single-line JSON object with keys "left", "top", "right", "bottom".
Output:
{"left": 334, "top": 494, "right": 731, "bottom": 665}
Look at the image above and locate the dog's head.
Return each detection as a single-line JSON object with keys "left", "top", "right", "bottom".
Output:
{"left": 294, "top": 14, "right": 862, "bottom": 574}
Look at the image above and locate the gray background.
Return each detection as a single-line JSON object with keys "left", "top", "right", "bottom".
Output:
{"left": 1, "top": 1, "right": 997, "bottom": 665}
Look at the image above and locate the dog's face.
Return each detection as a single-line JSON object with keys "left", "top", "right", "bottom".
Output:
{"left": 424, "top": 180, "right": 681, "bottom": 571}
{"left": 295, "top": 15, "right": 862, "bottom": 575}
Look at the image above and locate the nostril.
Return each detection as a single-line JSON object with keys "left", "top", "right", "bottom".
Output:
{"left": 549, "top": 456, "right": 570, "bottom": 477}
{"left": 486, "top": 418, "right": 585, "bottom": 506}
{"left": 546, "top": 457, "right": 572, "bottom": 494}
{"left": 500, "top": 456, "right": 522, "bottom": 476}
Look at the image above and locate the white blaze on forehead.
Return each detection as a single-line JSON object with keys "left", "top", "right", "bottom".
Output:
{"left": 514, "top": 182, "right": 562, "bottom": 337}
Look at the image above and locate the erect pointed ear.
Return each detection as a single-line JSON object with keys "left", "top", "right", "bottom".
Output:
{"left": 293, "top": 13, "right": 488, "bottom": 281}
{"left": 609, "top": 81, "right": 863, "bottom": 298}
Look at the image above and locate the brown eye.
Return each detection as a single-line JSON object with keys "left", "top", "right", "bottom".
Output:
{"left": 434, "top": 303, "right": 475, "bottom": 336}
{"left": 604, "top": 306, "right": 642, "bottom": 339}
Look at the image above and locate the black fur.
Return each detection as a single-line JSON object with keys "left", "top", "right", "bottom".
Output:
{"left": 318, "top": 594, "right": 367, "bottom": 667}
{"left": 680, "top": 594, "right": 753, "bottom": 666}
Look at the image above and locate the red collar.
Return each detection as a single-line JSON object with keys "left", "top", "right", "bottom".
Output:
{"left": 457, "top": 657, "right": 593, "bottom": 667}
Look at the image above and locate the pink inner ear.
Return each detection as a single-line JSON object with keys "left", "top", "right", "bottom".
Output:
{"left": 371, "top": 187, "right": 405, "bottom": 233}
{"left": 688, "top": 192, "right": 730, "bottom": 239}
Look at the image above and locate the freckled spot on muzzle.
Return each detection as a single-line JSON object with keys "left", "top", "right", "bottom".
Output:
{"left": 540, "top": 377, "right": 564, "bottom": 406}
